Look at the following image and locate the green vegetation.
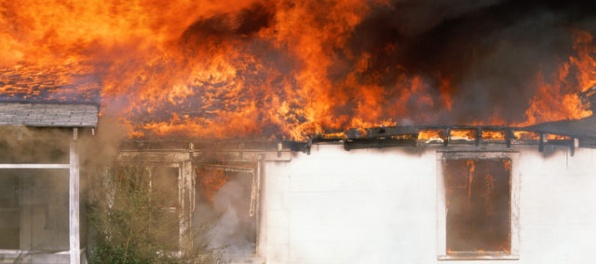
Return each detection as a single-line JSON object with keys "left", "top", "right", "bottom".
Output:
{"left": 87, "top": 165, "right": 227, "bottom": 264}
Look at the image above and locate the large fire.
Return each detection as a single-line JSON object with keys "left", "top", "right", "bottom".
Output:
{"left": 0, "top": 1, "right": 595, "bottom": 140}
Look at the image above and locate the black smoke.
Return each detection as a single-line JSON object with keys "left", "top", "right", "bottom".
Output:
{"left": 345, "top": 0, "right": 596, "bottom": 123}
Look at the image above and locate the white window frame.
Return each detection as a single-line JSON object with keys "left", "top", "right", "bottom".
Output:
{"left": 437, "top": 151, "right": 520, "bottom": 260}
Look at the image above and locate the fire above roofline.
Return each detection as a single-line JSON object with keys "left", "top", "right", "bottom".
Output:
{"left": 120, "top": 116, "right": 596, "bottom": 157}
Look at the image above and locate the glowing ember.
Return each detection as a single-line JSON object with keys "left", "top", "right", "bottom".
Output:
{"left": 513, "top": 131, "right": 539, "bottom": 141}
{"left": 418, "top": 130, "right": 443, "bottom": 141}
{"left": 451, "top": 130, "right": 476, "bottom": 141}
{"left": 0, "top": 1, "right": 595, "bottom": 139}
{"left": 482, "top": 131, "right": 505, "bottom": 140}
{"left": 546, "top": 134, "right": 571, "bottom": 141}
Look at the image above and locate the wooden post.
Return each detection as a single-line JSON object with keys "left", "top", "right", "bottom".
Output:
{"left": 180, "top": 160, "right": 193, "bottom": 251}
{"left": 69, "top": 128, "right": 80, "bottom": 264}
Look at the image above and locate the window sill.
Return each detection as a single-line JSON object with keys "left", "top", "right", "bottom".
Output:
{"left": 438, "top": 253, "right": 519, "bottom": 261}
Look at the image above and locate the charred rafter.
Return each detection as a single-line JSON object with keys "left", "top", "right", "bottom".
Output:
{"left": 120, "top": 116, "right": 596, "bottom": 156}
{"left": 310, "top": 120, "right": 596, "bottom": 154}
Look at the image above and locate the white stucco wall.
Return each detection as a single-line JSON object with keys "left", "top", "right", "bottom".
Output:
{"left": 260, "top": 144, "right": 596, "bottom": 264}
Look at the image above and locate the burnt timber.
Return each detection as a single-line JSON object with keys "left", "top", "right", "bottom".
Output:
{"left": 121, "top": 115, "right": 596, "bottom": 157}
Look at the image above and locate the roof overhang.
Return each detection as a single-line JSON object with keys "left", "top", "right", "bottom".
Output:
{"left": 0, "top": 102, "right": 98, "bottom": 128}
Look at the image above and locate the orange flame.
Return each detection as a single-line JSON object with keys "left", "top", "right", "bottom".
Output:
{"left": 197, "top": 168, "right": 229, "bottom": 203}
{"left": 0, "top": 1, "right": 594, "bottom": 140}
{"left": 482, "top": 131, "right": 505, "bottom": 140}
{"left": 521, "top": 31, "right": 595, "bottom": 126}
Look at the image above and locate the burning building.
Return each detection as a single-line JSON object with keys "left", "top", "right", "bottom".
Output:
{"left": 2, "top": 0, "right": 596, "bottom": 263}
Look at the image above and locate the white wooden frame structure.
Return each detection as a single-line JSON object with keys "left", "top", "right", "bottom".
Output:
{"left": 0, "top": 128, "right": 81, "bottom": 264}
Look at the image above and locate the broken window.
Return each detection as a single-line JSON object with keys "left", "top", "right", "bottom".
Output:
{"left": 195, "top": 165, "right": 258, "bottom": 257}
{"left": 149, "top": 166, "right": 181, "bottom": 251}
{"left": 103, "top": 165, "right": 182, "bottom": 252}
{"left": 439, "top": 153, "right": 519, "bottom": 260}
{"left": 151, "top": 167, "right": 180, "bottom": 210}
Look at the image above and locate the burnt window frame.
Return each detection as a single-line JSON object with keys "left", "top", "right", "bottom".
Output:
{"left": 194, "top": 163, "right": 261, "bottom": 258}
{"left": 437, "top": 151, "right": 520, "bottom": 260}
{"left": 114, "top": 159, "right": 190, "bottom": 254}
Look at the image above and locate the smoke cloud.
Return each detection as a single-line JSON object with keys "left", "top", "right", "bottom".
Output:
{"left": 342, "top": 0, "right": 596, "bottom": 124}
{"left": 194, "top": 170, "right": 257, "bottom": 256}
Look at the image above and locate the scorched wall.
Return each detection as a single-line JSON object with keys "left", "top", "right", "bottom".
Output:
{"left": 260, "top": 144, "right": 596, "bottom": 264}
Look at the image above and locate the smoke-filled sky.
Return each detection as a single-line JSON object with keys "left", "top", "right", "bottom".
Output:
{"left": 1, "top": 0, "right": 596, "bottom": 139}
{"left": 355, "top": 0, "right": 596, "bottom": 122}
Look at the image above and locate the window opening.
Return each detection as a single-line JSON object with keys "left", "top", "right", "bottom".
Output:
{"left": 149, "top": 166, "right": 181, "bottom": 251}
{"left": 0, "top": 172, "right": 20, "bottom": 249}
{"left": 0, "top": 170, "right": 69, "bottom": 252}
{"left": 445, "top": 158, "right": 511, "bottom": 255}
{"left": 195, "top": 165, "right": 258, "bottom": 256}
{"left": 438, "top": 152, "right": 519, "bottom": 260}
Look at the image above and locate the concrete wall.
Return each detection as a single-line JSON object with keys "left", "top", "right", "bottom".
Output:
{"left": 260, "top": 144, "right": 596, "bottom": 264}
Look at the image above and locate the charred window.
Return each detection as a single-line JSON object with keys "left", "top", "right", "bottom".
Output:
{"left": 151, "top": 167, "right": 180, "bottom": 210}
{"left": 195, "top": 166, "right": 258, "bottom": 256}
{"left": 108, "top": 165, "right": 181, "bottom": 251}
{"left": 444, "top": 158, "right": 511, "bottom": 257}
{"left": 149, "top": 167, "right": 180, "bottom": 251}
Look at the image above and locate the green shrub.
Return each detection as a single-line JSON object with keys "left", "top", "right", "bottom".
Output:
{"left": 87, "top": 165, "right": 227, "bottom": 264}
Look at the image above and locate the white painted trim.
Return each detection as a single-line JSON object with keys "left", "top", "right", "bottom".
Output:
{"left": 0, "top": 164, "right": 70, "bottom": 169}
{"left": 255, "top": 156, "right": 263, "bottom": 258}
{"left": 69, "top": 139, "right": 81, "bottom": 264}
{"left": 181, "top": 160, "right": 193, "bottom": 251}
{"left": 0, "top": 249, "right": 70, "bottom": 254}
{"left": 437, "top": 151, "right": 520, "bottom": 260}
{"left": 436, "top": 152, "right": 447, "bottom": 258}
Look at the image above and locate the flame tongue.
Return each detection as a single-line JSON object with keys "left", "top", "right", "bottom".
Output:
{"left": 0, "top": 63, "right": 100, "bottom": 103}
{"left": 1, "top": 1, "right": 595, "bottom": 139}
